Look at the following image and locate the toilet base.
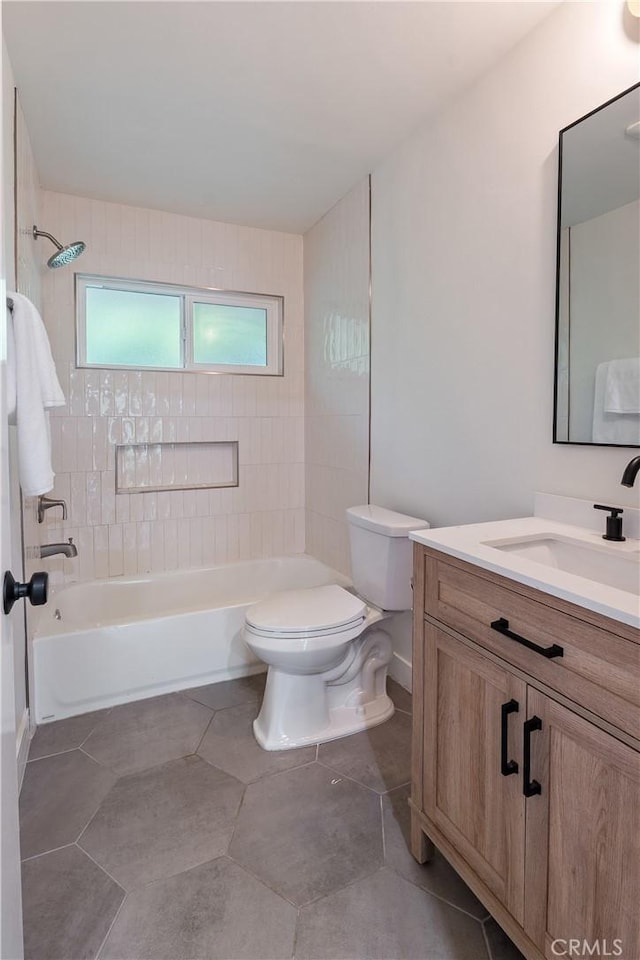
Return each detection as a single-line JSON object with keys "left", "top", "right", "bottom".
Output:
{"left": 253, "top": 691, "right": 394, "bottom": 751}
{"left": 252, "top": 625, "right": 395, "bottom": 751}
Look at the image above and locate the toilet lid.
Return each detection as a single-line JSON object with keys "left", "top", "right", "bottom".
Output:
{"left": 246, "top": 585, "right": 366, "bottom": 635}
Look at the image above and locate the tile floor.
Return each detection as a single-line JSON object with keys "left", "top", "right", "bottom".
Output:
{"left": 20, "top": 676, "right": 526, "bottom": 960}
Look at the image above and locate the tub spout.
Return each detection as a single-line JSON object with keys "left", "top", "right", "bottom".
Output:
{"left": 40, "top": 538, "right": 77, "bottom": 559}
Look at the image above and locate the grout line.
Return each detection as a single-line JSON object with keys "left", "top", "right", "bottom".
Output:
{"left": 78, "top": 708, "right": 115, "bottom": 750}
{"left": 78, "top": 744, "right": 114, "bottom": 771}
{"left": 223, "top": 852, "right": 300, "bottom": 910}
{"left": 121, "top": 851, "right": 233, "bottom": 897}
{"left": 300, "top": 862, "right": 385, "bottom": 910}
{"left": 21, "top": 841, "right": 76, "bottom": 864}
{"left": 193, "top": 711, "right": 216, "bottom": 755}
{"left": 290, "top": 906, "right": 300, "bottom": 960}
{"left": 75, "top": 842, "right": 127, "bottom": 893}
{"left": 222, "top": 784, "right": 247, "bottom": 851}
{"left": 26, "top": 745, "right": 79, "bottom": 764}
{"left": 379, "top": 793, "right": 386, "bottom": 859}
{"left": 75, "top": 776, "right": 120, "bottom": 847}
{"left": 384, "top": 860, "right": 491, "bottom": 925}
{"left": 482, "top": 914, "right": 494, "bottom": 960}
{"left": 247, "top": 756, "right": 321, "bottom": 788}
{"left": 315, "top": 757, "right": 385, "bottom": 797}
{"left": 94, "top": 890, "right": 127, "bottom": 960}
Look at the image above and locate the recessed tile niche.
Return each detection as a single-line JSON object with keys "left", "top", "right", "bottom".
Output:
{"left": 115, "top": 441, "right": 239, "bottom": 494}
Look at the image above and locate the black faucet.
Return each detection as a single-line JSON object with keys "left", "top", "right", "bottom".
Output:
{"left": 594, "top": 504, "right": 625, "bottom": 541}
{"left": 621, "top": 455, "right": 640, "bottom": 488}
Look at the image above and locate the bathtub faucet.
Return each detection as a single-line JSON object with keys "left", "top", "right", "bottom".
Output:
{"left": 39, "top": 538, "right": 78, "bottom": 559}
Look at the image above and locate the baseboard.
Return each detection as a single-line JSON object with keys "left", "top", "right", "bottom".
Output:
{"left": 16, "top": 708, "right": 31, "bottom": 792}
{"left": 389, "top": 651, "right": 412, "bottom": 693}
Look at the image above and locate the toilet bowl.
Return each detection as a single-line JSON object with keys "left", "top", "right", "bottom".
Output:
{"left": 243, "top": 505, "right": 430, "bottom": 750}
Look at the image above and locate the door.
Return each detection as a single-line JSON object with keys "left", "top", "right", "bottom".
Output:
{"left": 423, "top": 624, "right": 527, "bottom": 922}
{"left": 524, "top": 688, "right": 640, "bottom": 957}
{"left": 1, "top": 295, "right": 24, "bottom": 956}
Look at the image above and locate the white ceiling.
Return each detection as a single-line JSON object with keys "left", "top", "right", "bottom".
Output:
{"left": 3, "top": 1, "right": 559, "bottom": 234}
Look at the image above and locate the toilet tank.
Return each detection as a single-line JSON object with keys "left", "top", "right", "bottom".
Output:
{"left": 346, "top": 505, "right": 430, "bottom": 611}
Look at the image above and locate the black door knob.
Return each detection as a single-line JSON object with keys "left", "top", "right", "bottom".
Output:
{"left": 3, "top": 571, "right": 48, "bottom": 615}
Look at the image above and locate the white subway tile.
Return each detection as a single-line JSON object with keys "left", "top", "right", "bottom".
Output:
{"left": 94, "top": 525, "right": 109, "bottom": 579}
{"left": 108, "top": 524, "right": 124, "bottom": 577}
{"left": 136, "top": 521, "right": 152, "bottom": 573}
{"left": 100, "top": 371, "right": 115, "bottom": 417}
{"left": 85, "top": 371, "right": 100, "bottom": 417}
{"left": 123, "top": 522, "right": 137, "bottom": 575}
{"left": 128, "top": 371, "right": 143, "bottom": 416}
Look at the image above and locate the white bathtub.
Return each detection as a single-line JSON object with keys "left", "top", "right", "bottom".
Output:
{"left": 33, "top": 555, "right": 349, "bottom": 723}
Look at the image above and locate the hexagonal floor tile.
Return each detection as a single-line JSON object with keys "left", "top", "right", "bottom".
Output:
{"left": 184, "top": 672, "right": 266, "bottom": 710}
{"left": 28, "top": 709, "right": 110, "bottom": 761}
{"left": 382, "top": 784, "right": 488, "bottom": 919}
{"left": 318, "top": 710, "right": 411, "bottom": 793}
{"left": 228, "top": 762, "right": 382, "bottom": 906}
{"left": 22, "top": 844, "right": 124, "bottom": 960}
{"left": 296, "top": 866, "right": 489, "bottom": 959}
{"left": 197, "top": 701, "right": 316, "bottom": 783}
{"left": 82, "top": 693, "right": 212, "bottom": 775}
{"left": 484, "top": 918, "right": 527, "bottom": 960}
{"left": 20, "top": 750, "right": 116, "bottom": 860}
{"left": 100, "top": 857, "right": 296, "bottom": 960}
{"left": 79, "top": 755, "right": 244, "bottom": 889}
{"left": 388, "top": 678, "right": 412, "bottom": 715}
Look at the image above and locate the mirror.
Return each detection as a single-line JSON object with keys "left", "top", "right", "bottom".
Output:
{"left": 554, "top": 83, "right": 640, "bottom": 446}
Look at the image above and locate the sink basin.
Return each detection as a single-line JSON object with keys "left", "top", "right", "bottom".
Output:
{"left": 483, "top": 536, "right": 640, "bottom": 595}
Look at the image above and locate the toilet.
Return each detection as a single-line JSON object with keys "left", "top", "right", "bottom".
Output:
{"left": 244, "top": 505, "right": 430, "bottom": 750}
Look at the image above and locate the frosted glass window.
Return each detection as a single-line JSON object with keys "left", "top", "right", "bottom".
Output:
{"left": 77, "top": 275, "right": 283, "bottom": 376}
{"left": 85, "top": 287, "right": 182, "bottom": 368}
{"left": 193, "top": 302, "right": 267, "bottom": 367}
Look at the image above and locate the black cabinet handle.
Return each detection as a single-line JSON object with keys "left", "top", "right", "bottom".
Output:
{"left": 523, "top": 716, "right": 542, "bottom": 797}
{"left": 490, "top": 618, "right": 563, "bottom": 659}
{"left": 500, "top": 699, "right": 519, "bottom": 776}
{"left": 3, "top": 570, "right": 48, "bottom": 615}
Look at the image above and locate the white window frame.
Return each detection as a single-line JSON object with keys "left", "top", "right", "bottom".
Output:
{"left": 76, "top": 274, "right": 284, "bottom": 376}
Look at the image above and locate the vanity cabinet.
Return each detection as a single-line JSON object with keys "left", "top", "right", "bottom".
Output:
{"left": 411, "top": 545, "right": 640, "bottom": 960}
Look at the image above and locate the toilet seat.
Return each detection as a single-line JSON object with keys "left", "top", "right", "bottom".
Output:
{"left": 245, "top": 584, "right": 366, "bottom": 639}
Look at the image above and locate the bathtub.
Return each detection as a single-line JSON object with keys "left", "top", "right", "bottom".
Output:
{"left": 33, "top": 555, "right": 349, "bottom": 723}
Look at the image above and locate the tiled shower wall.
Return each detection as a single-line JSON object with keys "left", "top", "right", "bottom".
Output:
{"left": 39, "top": 191, "right": 304, "bottom": 586}
{"left": 304, "top": 178, "right": 370, "bottom": 575}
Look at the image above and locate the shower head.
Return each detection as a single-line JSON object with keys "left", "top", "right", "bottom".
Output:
{"left": 33, "top": 226, "right": 86, "bottom": 269}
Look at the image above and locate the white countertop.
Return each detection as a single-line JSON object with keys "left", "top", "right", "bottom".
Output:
{"left": 410, "top": 515, "right": 640, "bottom": 630}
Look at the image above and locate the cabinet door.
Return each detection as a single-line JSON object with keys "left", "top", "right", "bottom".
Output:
{"left": 525, "top": 688, "right": 640, "bottom": 957}
{"left": 423, "top": 624, "right": 527, "bottom": 921}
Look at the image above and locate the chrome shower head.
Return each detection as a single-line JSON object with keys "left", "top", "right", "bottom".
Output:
{"left": 33, "top": 226, "right": 86, "bottom": 269}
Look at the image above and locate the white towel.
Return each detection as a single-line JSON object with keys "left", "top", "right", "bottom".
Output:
{"left": 6, "top": 291, "right": 66, "bottom": 496}
{"left": 593, "top": 361, "right": 640, "bottom": 444}
{"left": 604, "top": 357, "right": 640, "bottom": 414}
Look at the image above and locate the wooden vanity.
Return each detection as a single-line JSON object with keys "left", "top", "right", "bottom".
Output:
{"left": 410, "top": 543, "right": 640, "bottom": 960}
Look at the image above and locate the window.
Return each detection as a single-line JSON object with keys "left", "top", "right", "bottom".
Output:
{"left": 76, "top": 275, "right": 283, "bottom": 375}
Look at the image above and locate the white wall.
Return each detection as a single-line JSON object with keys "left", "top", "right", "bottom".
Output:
{"left": 371, "top": 1, "right": 640, "bottom": 528}
{"left": 40, "top": 191, "right": 304, "bottom": 586}
{"left": 304, "top": 178, "right": 370, "bottom": 575}
{"left": 370, "top": 1, "right": 640, "bottom": 678}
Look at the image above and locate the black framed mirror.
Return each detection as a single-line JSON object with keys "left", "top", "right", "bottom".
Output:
{"left": 553, "top": 82, "right": 640, "bottom": 447}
